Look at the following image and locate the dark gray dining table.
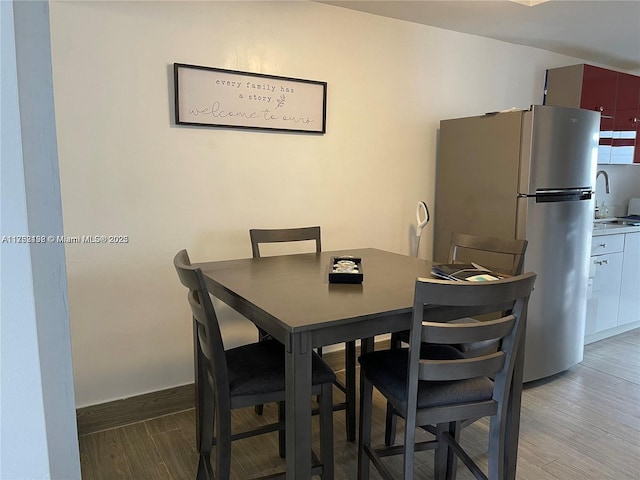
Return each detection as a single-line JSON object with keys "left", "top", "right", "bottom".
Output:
{"left": 195, "top": 247, "right": 523, "bottom": 480}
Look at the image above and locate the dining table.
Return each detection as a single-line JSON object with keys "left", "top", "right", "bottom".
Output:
{"left": 195, "top": 247, "right": 524, "bottom": 480}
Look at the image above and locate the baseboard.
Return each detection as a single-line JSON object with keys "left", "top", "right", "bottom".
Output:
{"left": 76, "top": 384, "right": 195, "bottom": 435}
{"left": 76, "top": 338, "right": 391, "bottom": 435}
{"left": 584, "top": 321, "right": 640, "bottom": 345}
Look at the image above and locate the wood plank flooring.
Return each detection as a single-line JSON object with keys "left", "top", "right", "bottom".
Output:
{"left": 79, "top": 329, "right": 640, "bottom": 479}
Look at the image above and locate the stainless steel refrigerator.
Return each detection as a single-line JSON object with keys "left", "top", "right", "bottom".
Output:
{"left": 434, "top": 105, "right": 599, "bottom": 382}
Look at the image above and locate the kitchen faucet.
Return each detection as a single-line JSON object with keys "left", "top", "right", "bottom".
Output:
{"left": 596, "top": 170, "right": 610, "bottom": 194}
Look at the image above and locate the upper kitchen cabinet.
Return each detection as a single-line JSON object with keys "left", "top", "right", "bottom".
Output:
{"left": 613, "top": 73, "right": 640, "bottom": 164}
{"left": 544, "top": 64, "right": 640, "bottom": 165}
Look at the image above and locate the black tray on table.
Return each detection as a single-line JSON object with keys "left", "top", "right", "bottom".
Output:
{"left": 328, "top": 256, "right": 363, "bottom": 284}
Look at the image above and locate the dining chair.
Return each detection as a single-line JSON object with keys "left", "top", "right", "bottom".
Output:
{"left": 173, "top": 249, "right": 335, "bottom": 480}
{"left": 447, "top": 232, "right": 528, "bottom": 278}
{"left": 249, "top": 226, "right": 357, "bottom": 442}
{"left": 358, "top": 272, "right": 537, "bottom": 480}
{"left": 385, "top": 232, "right": 529, "bottom": 445}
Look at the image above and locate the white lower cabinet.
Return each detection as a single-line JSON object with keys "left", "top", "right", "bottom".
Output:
{"left": 619, "top": 232, "right": 640, "bottom": 326}
{"left": 586, "top": 231, "right": 640, "bottom": 340}
{"left": 586, "top": 255, "right": 623, "bottom": 336}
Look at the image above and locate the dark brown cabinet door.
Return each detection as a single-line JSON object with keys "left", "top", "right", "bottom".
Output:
{"left": 544, "top": 63, "right": 640, "bottom": 164}
{"left": 580, "top": 65, "right": 618, "bottom": 116}
{"left": 614, "top": 73, "right": 640, "bottom": 164}
{"left": 636, "top": 100, "right": 640, "bottom": 164}
{"left": 580, "top": 65, "right": 618, "bottom": 163}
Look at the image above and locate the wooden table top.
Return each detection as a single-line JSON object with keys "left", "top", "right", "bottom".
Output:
{"left": 195, "top": 247, "right": 434, "bottom": 334}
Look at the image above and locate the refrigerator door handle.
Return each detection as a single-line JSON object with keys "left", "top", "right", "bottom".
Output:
{"left": 518, "top": 189, "right": 593, "bottom": 202}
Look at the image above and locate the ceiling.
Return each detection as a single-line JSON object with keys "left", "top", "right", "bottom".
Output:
{"left": 318, "top": 1, "right": 640, "bottom": 72}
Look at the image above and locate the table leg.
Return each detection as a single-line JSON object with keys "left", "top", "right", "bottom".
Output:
{"left": 285, "top": 332, "right": 313, "bottom": 480}
{"left": 345, "top": 340, "right": 357, "bottom": 442}
{"left": 357, "top": 337, "right": 374, "bottom": 479}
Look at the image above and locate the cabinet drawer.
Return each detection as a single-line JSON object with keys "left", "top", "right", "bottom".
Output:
{"left": 591, "top": 234, "right": 625, "bottom": 255}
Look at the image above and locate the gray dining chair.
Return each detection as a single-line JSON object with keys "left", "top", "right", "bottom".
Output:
{"left": 250, "top": 226, "right": 323, "bottom": 348}
{"left": 438, "top": 232, "right": 529, "bottom": 358}
{"left": 173, "top": 249, "right": 335, "bottom": 480}
{"left": 358, "top": 272, "right": 537, "bottom": 480}
{"left": 385, "top": 232, "right": 529, "bottom": 446}
{"left": 249, "top": 226, "right": 357, "bottom": 442}
{"left": 447, "top": 232, "right": 528, "bottom": 278}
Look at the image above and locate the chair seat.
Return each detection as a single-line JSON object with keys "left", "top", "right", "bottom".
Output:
{"left": 359, "top": 346, "right": 494, "bottom": 413}
{"left": 227, "top": 339, "right": 336, "bottom": 397}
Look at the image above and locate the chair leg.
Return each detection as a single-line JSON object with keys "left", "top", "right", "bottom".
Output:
{"left": 319, "top": 382, "right": 334, "bottom": 480}
{"left": 384, "top": 403, "right": 397, "bottom": 446}
{"left": 434, "top": 421, "right": 459, "bottom": 480}
{"left": 196, "top": 454, "right": 212, "bottom": 480}
{"left": 200, "top": 397, "right": 214, "bottom": 458}
{"left": 384, "top": 332, "right": 403, "bottom": 446}
{"left": 357, "top": 373, "right": 374, "bottom": 480}
{"left": 390, "top": 332, "right": 403, "bottom": 350}
{"left": 488, "top": 413, "right": 506, "bottom": 480}
{"left": 402, "top": 406, "right": 416, "bottom": 480}
{"left": 446, "top": 421, "right": 460, "bottom": 480}
{"left": 345, "top": 340, "right": 357, "bottom": 442}
{"left": 278, "top": 401, "right": 286, "bottom": 458}
{"left": 213, "top": 402, "right": 232, "bottom": 480}
{"left": 434, "top": 423, "right": 447, "bottom": 480}
{"left": 255, "top": 328, "right": 270, "bottom": 416}
{"left": 195, "top": 346, "right": 214, "bottom": 480}
{"left": 316, "top": 347, "right": 323, "bottom": 405}
{"left": 194, "top": 324, "right": 213, "bottom": 454}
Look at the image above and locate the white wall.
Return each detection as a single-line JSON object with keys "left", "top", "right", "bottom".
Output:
{"left": 49, "top": 0, "right": 592, "bottom": 407}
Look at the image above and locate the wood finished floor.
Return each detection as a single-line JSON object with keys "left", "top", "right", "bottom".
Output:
{"left": 79, "top": 329, "right": 640, "bottom": 479}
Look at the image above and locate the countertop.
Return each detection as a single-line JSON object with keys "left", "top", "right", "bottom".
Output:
{"left": 593, "top": 218, "right": 640, "bottom": 236}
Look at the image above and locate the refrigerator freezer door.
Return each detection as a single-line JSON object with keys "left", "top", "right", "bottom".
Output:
{"left": 519, "top": 105, "right": 600, "bottom": 194}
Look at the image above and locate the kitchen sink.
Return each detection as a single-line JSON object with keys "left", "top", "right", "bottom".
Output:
{"left": 594, "top": 218, "right": 640, "bottom": 229}
{"left": 594, "top": 222, "right": 626, "bottom": 230}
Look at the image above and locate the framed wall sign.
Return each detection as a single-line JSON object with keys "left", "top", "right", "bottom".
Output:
{"left": 174, "top": 63, "right": 327, "bottom": 134}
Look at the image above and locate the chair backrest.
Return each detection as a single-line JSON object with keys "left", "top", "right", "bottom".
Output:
{"left": 448, "top": 232, "right": 528, "bottom": 276}
{"left": 173, "top": 250, "right": 229, "bottom": 403}
{"left": 249, "top": 226, "right": 322, "bottom": 258}
{"left": 406, "top": 272, "right": 536, "bottom": 411}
